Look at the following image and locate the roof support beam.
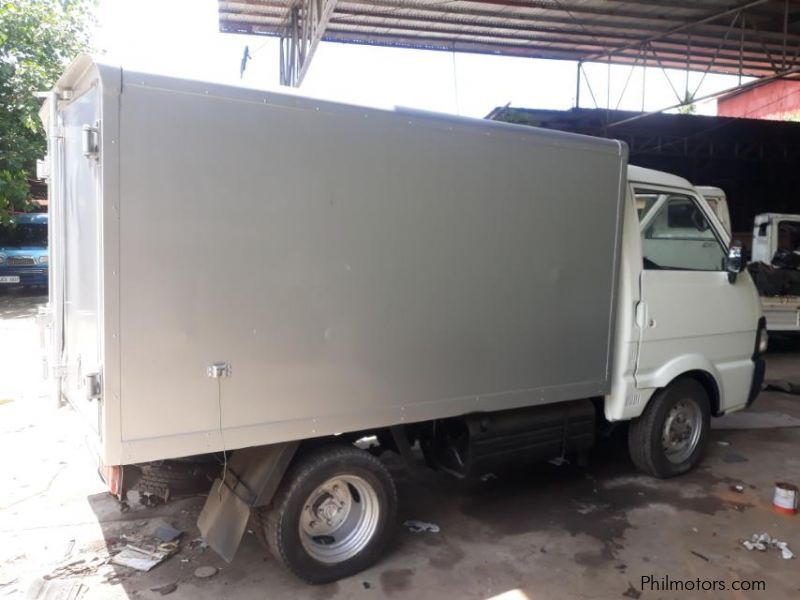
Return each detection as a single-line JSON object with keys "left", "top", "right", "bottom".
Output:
{"left": 279, "top": 0, "right": 338, "bottom": 86}
{"left": 583, "top": 0, "right": 771, "bottom": 61}
{"left": 608, "top": 62, "right": 800, "bottom": 128}
{"left": 323, "top": 11, "right": 786, "bottom": 64}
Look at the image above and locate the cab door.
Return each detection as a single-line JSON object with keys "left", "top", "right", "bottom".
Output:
{"left": 633, "top": 187, "right": 757, "bottom": 412}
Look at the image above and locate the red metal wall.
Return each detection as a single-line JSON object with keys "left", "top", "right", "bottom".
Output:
{"left": 718, "top": 80, "right": 800, "bottom": 121}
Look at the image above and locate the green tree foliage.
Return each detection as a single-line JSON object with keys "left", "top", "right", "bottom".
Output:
{"left": 0, "top": 0, "right": 93, "bottom": 222}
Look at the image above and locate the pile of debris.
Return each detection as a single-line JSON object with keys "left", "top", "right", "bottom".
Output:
{"left": 109, "top": 519, "right": 184, "bottom": 572}
{"left": 742, "top": 533, "right": 795, "bottom": 560}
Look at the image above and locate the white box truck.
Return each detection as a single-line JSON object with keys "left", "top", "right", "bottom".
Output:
{"left": 40, "top": 56, "right": 766, "bottom": 583}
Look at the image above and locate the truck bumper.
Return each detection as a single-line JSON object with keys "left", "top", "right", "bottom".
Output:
{"left": 746, "top": 357, "right": 766, "bottom": 408}
{"left": 762, "top": 299, "right": 800, "bottom": 332}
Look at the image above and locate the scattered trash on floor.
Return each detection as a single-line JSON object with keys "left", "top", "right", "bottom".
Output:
{"left": 716, "top": 440, "right": 730, "bottom": 446}
{"left": 112, "top": 545, "right": 173, "bottom": 572}
{"left": 189, "top": 537, "right": 209, "bottom": 552}
{"left": 32, "top": 580, "right": 87, "bottom": 600}
{"left": 194, "top": 566, "right": 217, "bottom": 579}
{"left": 730, "top": 484, "right": 745, "bottom": 493}
{"left": 722, "top": 452, "right": 748, "bottom": 464}
{"left": 153, "top": 521, "right": 184, "bottom": 543}
{"left": 403, "top": 520, "right": 440, "bottom": 533}
{"left": 548, "top": 456, "right": 569, "bottom": 467}
{"left": 103, "top": 570, "right": 126, "bottom": 585}
{"left": 690, "top": 550, "right": 710, "bottom": 562}
{"left": 151, "top": 582, "right": 178, "bottom": 595}
{"left": 764, "top": 379, "right": 800, "bottom": 395}
{"left": 43, "top": 557, "right": 104, "bottom": 580}
{"left": 480, "top": 473, "right": 498, "bottom": 482}
{"left": 742, "top": 533, "right": 795, "bottom": 559}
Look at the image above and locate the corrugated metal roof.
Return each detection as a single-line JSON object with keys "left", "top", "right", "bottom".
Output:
{"left": 218, "top": 1, "right": 800, "bottom": 78}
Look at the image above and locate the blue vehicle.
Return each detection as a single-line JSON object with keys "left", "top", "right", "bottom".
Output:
{"left": 0, "top": 213, "right": 48, "bottom": 288}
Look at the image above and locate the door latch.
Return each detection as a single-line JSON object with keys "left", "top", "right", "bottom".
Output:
{"left": 634, "top": 301, "right": 647, "bottom": 329}
{"left": 634, "top": 302, "right": 656, "bottom": 329}
{"left": 207, "top": 362, "right": 232, "bottom": 379}
{"left": 85, "top": 372, "right": 102, "bottom": 401}
{"left": 82, "top": 122, "right": 100, "bottom": 160}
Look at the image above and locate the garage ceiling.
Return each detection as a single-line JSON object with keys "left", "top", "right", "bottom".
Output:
{"left": 218, "top": 1, "right": 800, "bottom": 86}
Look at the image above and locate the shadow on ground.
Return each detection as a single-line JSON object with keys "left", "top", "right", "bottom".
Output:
{"left": 0, "top": 287, "right": 47, "bottom": 320}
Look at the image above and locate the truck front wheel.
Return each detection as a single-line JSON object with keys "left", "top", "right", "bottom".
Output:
{"left": 628, "top": 378, "right": 710, "bottom": 478}
{"left": 254, "top": 444, "right": 397, "bottom": 583}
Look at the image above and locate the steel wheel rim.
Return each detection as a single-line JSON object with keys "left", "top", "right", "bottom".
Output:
{"left": 299, "top": 474, "right": 380, "bottom": 564}
{"left": 661, "top": 398, "right": 703, "bottom": 464}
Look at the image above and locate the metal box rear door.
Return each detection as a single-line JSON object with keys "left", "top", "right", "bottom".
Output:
{"left": 60, "top": 87, "right": 102, "bottom": 431}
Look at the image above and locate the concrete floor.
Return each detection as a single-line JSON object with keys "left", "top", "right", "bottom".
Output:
{"left": 1, "top": 289, "right": 799, "bottom": 600}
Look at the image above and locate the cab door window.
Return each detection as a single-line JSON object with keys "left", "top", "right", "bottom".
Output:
{"left": 637, "top": 191, "right": 726, "bottom": 271}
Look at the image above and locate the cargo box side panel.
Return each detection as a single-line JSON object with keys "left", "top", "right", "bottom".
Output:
{"left": 117, "top": 79, "right": 625, "bottom": 463}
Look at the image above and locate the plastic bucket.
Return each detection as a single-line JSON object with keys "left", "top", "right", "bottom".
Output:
{"left": 773, "top": 482, "right": 798, "bottom": 515}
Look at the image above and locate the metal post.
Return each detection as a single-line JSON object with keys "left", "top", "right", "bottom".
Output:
{"left": 739, "top": 13, "right": 745, "bottom": 85}
{"left": 685, "top": 33, "right": 691, "bottom": 103}
{"left": 575, "top": 61, "right": 581, "bottom": 109}
{"left": 783, "top": 0, "right": 789, "bottom": 70}
{"left": 279, "top": 0, "right": 338, "bottom": 87}
{"left": 642, "top": 57, "right": 647, "bottom": 112}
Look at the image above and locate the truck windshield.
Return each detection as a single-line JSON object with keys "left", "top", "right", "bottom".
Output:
{"left": 0, "top": 222, "right": 48, "bottom": 247}
{"left": 778, "top": 221, "right": 800, "bottom": 252}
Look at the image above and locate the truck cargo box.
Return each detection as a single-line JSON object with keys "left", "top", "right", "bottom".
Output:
{"left": 42, "top": 56, "right": 627, "bottom": 466}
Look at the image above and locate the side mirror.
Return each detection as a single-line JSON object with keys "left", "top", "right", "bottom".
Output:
{"left": 726, "top": 242, "right": 744, "bottom": 283}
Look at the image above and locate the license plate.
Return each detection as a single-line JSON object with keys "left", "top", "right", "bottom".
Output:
{"left": 0, "top": 276, "right": 20, "bottom": 283}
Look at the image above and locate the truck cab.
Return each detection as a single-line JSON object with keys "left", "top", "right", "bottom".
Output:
{"left": 752, "top": 212, "right": 800, "bottom": 264}
{"left": 0, "top": 213, "right": 49, "bottom": 288}
{"left": 607, "top": 167, "right": 764, "bottom": 428}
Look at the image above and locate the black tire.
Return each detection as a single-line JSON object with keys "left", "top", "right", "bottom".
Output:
{"left": 628, "top": 378, "right": 710, "bottom": 478}
{"left": 254, "top": 444, "right": 397, "bottom": 584}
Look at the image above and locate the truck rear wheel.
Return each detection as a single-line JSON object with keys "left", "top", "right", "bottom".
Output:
{"left": 628, "top": 378, "right": 710, "bottom": 478}
{"left": 254, "top": 444, "right": 397, "bottom": 584}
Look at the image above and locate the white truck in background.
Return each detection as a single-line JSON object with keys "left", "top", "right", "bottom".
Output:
{"left": 41, "top": 56, "right": 765, "bottom": 584}
{"left": 750, "top": 213, "right": 800, "bottom": 332}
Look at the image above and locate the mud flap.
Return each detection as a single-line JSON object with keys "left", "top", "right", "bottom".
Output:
{"left": 197, "top": 442, "right": 298, "bottom": 562}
